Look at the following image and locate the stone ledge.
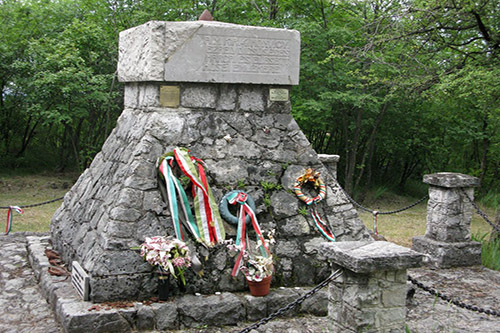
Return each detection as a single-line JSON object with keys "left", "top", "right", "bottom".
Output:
{"left": 423, "top": 172, "right": 480, "bottom": 188}
{"left": 321, "top": 241, "right": 424, "bottom": 273}
{"left": 318, "top": 154, "right": 340, "bottom": 163}
{"left": 412, "top": 236, "right": 482, "bottom": 268}
{"left": 27, "top": 236, "right": 327, "bottom": 332}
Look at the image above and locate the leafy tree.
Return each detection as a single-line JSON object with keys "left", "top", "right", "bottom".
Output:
{"left": 1, "top": 0, "right": 499, "bottom": 198}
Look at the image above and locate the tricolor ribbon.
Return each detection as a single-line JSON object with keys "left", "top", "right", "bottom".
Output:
{"left": 173, "top": 147, "right": 225, "bottom": 245}
{"left": 159, "top": 157, "right": 201, "bottom": 242}
{"left": 294, "top": 175, "right": 335, "bottom": 242}
{"left": 5, "top": 206, "right": 23, "bottom": 235}
{"left": 310, "top": 204, "right": 336, "bottom": 242}
{"left": 228, "top": 192, "right": 270, "bottom": 277}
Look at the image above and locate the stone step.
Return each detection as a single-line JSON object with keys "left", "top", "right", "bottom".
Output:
{"left": 27, "top": 236, "right": 328, "bottom": 332}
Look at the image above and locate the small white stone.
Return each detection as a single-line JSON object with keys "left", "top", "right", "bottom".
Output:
{"left": 215, "top": 291, "right": 221, "bottom": 295}
{"left": 280, "top": 287, "right": 286, "bottom": 290}
{"left": 294, "top": 287, "right": 300, "bottom": 290}
{"left": 195, "top": 293, "right": 201, "bottom": 296}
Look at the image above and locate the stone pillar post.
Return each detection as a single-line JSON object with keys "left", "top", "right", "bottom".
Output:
{"left": 322, "top": 241, "right": 423, "bottom": 333}
{"left": 412, "top": 172, "right": 482, "bottom": 268}
{"left": 318, "top": 154, "right": 340, "bottom": 179}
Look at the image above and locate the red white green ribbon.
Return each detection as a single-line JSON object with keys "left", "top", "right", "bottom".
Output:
{"left": 310, "top": 204, "right": 336, "bottom": 242}
{"left": 5, "top": 206, "right": 23, "bottom": 235}
{"left": 159, "top": 157, "right": 201, "bottom": 242}
{"left": 173, "top": 147, "right": 225, "bottom": 245}
{"left": 228, "top": 191, "right": 270, "bottom": 277}
{"left": 293, "top": 171, "right": 335, "bottom": 242}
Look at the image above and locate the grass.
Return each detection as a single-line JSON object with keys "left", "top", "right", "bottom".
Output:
{"left": 0, "top": 173, "right": 78, "bottom": 233}
{"left": 472, "top": 232, "right": 500, "bottom": 270}
{"left": 357, "top": 189, "right": 496, "bottom": 248}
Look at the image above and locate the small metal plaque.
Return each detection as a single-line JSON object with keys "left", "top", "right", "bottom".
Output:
{"left": 72, "top": 261, "right": 90, "bottom": 301}
{"left": 160, "top": 85, "right": 180, "bottom": 107}
{"left": 269, "top": 88, "right": 289, "bottom": 102}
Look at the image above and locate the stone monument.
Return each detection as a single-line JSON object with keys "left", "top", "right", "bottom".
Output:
{"left": 412, "top": 172, "right": 482, "bottom": 267}
{"left": 322, "top": 241, "right": 423, "bottom": 332}
{"left": 51, "top": 20, "right": 371, "bottom": 302}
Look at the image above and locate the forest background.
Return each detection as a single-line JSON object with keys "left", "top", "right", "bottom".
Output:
{"left": 1, "top": 0, "right": 499, "bottom": 203}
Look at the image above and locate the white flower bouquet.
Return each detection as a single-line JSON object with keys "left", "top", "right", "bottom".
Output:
{"left": 140, "top": 236, "right": 191, "bottom": 285}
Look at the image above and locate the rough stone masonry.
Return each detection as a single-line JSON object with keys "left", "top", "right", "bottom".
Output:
{"left": 51, "top": 20, "right": 371, "bottom": 302}
{"left": 412, "top": 172, "right": 482, "bottom": 268}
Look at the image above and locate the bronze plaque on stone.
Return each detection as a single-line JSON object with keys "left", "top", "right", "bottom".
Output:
{"left": 269, "top": 88, "right": 289, "bottom": 102}
{"left": 160, "top": 86, "right": 180, "bottom": 107}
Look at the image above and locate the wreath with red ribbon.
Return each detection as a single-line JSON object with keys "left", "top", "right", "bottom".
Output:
{"left": 293, "top": 168, "right": 335, "bottom": 242}
{"left": 293, "top": 168, "right": 326, "bottom": 205}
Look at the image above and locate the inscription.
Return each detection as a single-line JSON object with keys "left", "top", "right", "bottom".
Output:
{"left": 160, "top": 86, "right": 180, "bottom": 107}
{"left": 200, "top": 35, "right": 290, "bottom": 75}
{"left": 269, "top": 88, "right": 289, "bottom": 101}
{"left": 72, "top": 261, "right": 90, "bottom": 301}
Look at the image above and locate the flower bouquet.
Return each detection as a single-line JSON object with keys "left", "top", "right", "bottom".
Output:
{"left": 140, "top": 236, "right": 191, "bottom": 286}
{"left": 226, "top": 229, "right": 275, "bottom": 296}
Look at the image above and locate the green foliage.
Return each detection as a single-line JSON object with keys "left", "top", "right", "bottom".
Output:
{"left": 260, "top": 179, "right": 282, "bottom": 213}
{"left": 479, "top": 191, "right": 500, "bottom": 211}
{"left": 260, "top": 181, "right": 282, "bottom": 192}
{"left": 472, "top": 233, "right": 500, "bottom": 271}
{"left": 236, "top": 179, "right": 247, "bottom": 189}
{"left": 373, "top": 186, "right": 389, "bottom": 201}
{"left": 263, "top": 193, "right": 271, "bottom": 209}
{"left": 1, "top": 0, "right": 499, "bottom": 197}
{"left": 298, "top": 206, "right": 308, "bottom": 216}
{"left": 0, "top": 0, "right": 121, "bottom": 171}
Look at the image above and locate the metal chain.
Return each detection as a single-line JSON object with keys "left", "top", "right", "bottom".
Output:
{"left": 0, "top": 196, "right": 64, "bottom": 209}
{"left": 408, "top": 275, "right": 500, "bottom": 317}
{"left": 460, "top": 189, "right": 500, "bottom": 234}
{"left": 336, "top": 183, "right": 428, "bottom": 215}
{"left": 238, "top": 269, "right": 343, "bottom": 333}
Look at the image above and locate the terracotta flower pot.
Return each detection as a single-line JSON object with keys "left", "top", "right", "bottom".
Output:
{"left": 246, "top": 275, "right": 272, "bottom": 297}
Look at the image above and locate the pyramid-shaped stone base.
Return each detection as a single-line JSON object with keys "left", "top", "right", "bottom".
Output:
{"left": 51, "top": 21, "right": 370, "bottom": 302}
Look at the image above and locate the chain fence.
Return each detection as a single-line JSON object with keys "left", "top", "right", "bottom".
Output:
{"left": 460, "top": 188, "right": 500, "bottom": 235}
{"left": 338, "top": 183, "right": 500, "bottom": 318}
{"left": 408, "top": 275, "right": 500, "bottom": 317}
{"left": 238, "top": 269, "right": 343, "bottom": 333}
{"left": 336, "top": 183, "right": 428, "bottom": 215}
{"left": 339, "top": 183, "right": 500, "bottom": 237}
{"left": 0, "top": 196, "right": 64, "bottom": 210}
{"left": 334, "top": 183, "right": 427, "bottom": 235}
{"left": 1, "top": 196, "right": 65, "bottom": 235}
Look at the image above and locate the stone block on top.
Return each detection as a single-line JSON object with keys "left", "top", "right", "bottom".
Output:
{"left": 321, "top": 241, "right": 424, "bottom": 273}
{"left": 423, "top": 172, "right": 480, "bottom": 188}
{"left": 118, "top": 20, "right": 300, "bottom": 85}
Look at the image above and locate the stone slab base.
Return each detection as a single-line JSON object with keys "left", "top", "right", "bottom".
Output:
{"left": 412, "top": 236, "right": 481, "bottom": 268}
{"left": 27, "top": 236, "right": 327, "bottom": 332}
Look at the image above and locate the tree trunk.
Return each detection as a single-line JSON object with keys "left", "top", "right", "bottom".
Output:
{"left": 354, "top": 102, "right": 389, "bottom": 189}
{"left": 269, "top": 0, "right": 279, "bottom": 20}
{"left": 344, "top": 107, "right": 362, "bottom": 194}
{"left": 479, "top": 116, "right": 490, "bottom": 191}
{"left": 16, "top": 116, "right": 40, "bottom": 158}
{"left": 65, "top": 118, "right": 84, "bottom": 171}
